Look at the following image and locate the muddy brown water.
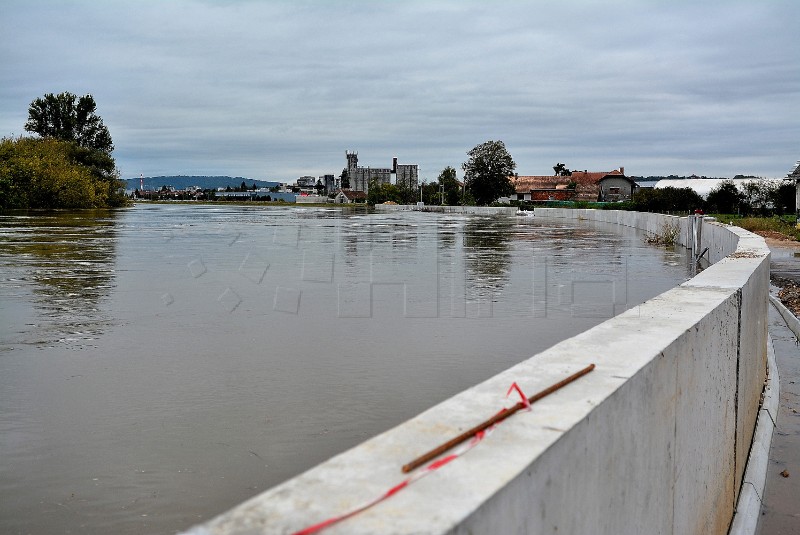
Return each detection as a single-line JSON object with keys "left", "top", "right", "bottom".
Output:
{"left": 0, "top": 204, "right": 693, "bottom": 534}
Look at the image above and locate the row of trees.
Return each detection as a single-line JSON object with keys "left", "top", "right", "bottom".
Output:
{"left": 624, "top": 187, "right": 705, "bottom": 213}
{"left": 366, "top": 165, "right": 469, "bottom": 205}
{"left": 368, "top": 140, "right": 516, "bottom": 206}
{"left": 705, "top": 179, "right": 795, "bottom": 216}
{"left": 1, "top": 92, "right": 126, "bottom": 209}
{"left": 623, "top": 180, "right": 795, "bottom": 216}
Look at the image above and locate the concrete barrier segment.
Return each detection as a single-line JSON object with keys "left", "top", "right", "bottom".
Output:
{"left": 728, "top": 333, "right": 779, "bottom": 535}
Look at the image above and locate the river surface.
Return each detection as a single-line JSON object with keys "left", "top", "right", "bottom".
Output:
{"left": 0, "top": 204, "right": 692, "bottom": 534}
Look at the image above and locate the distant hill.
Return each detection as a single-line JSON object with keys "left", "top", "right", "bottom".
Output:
{"left": 125, "top": 175, "right": 280, "bottom": 191}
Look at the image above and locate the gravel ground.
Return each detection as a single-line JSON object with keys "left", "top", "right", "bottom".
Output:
{"left": 773, "top": 278, "right": 800, "bottom": 316}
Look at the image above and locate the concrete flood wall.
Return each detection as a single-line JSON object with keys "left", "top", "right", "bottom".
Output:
{"left": 187, "top": 208, "right": 769, "bottom": 535}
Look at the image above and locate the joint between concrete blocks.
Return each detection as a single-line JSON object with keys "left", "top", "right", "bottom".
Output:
{"left": 761, "top": 407, "right": 777, "bottom": 428}
{"left": 740, "top": 480, "right": 762, "bottom": 503}
{"left": 733, "top": 287, "right": 743, "bottom": 510}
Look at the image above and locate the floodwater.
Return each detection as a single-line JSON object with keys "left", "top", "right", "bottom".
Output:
{"left": 0, "top": 204, "right": 692, "bottom": 534}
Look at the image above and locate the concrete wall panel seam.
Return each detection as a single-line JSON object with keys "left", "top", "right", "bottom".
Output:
{"left": 728, "top": 334, "right": 779, "bottom": 535}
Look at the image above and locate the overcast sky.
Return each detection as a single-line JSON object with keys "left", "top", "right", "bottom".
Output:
{"left": 2, "top": 1, "right": 798, "bottom": 181}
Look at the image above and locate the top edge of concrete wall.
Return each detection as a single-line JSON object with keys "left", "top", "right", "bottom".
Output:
{"left": 185, "top": 208, "right": 770, "bottom": 535}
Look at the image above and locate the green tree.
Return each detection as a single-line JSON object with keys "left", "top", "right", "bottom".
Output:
{"left": 25, "top": 92, "right": 113, "bottom": 154}
{"left": 437, "top": 166, "right": 461, "bottom": 205}
{"left": 740, "top": 179, "right": 775, "bottom": 216}
{"left": 367, "top": 181, "right": 403, "bottom": 205}
{"left": 0, "top": 137, "right": 107, "bottom": 209}
{"left": 21, "top": 92, "right": 124, "bottom": 206}
{"left": 706, "top": 180, "right": 744, "bottom": 214}
{"left": 772, "top": 182, "right": 795, "bottom": 215}
{"left": 631, "top": 187, "right": 704, "bottom": 213}
{"left": 68, "top": 143, "right": 116, "bottom": 181}
{"left": 420, "top": 181, "right": 440, "bottom": 205}
{"left": 462, "top": 140, "right": 516, "bottom": 205}
{"left": 553, "top": 163, "right": 571, "bottom": 176}
{"left": 395, "top": 182, "right": 416, "bottom": 204}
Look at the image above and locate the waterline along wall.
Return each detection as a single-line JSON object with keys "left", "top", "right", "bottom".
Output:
{"left": 374, "top": 204, "right": 519, "bottom": 215}
{"left": 186, "top": 208, "right": 769, "bottom": 535}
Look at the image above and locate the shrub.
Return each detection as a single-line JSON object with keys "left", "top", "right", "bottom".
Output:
{"left": 644, "top": 221, "right": 680, "bottom": 247}
{"left": 631, "top": 187, "right": 704, "bottom": 213}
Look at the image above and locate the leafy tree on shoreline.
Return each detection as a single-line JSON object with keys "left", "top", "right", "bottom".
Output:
{"left": 1, "top": 92, "right": 125, "bottom": 209}
{"left": 26, "top": 92, "right": 119, "bottom": 195}
{"left": 367, "top": 182, "right": 400, "bottom": 205}
{"left": 437, "top": 166, "right": 461, "bottom": 205}
{"left": 0, "top": 137, "right": 113, "bottom": 209}
{"left": 462, "top": 140, "right": 516, "bottom": 205}
{"left": 25, "top": 92, "right": 114, "bottom": 155}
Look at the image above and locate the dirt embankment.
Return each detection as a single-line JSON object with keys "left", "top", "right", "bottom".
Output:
{"left": 773, "top": 278, "right": 800, "bottom": 316}
{"left": 757, "top": 230, "right": 799, "bottom": 243}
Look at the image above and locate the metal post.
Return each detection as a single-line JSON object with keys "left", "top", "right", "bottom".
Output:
{"left": 696, "top": 214, "right": 703, "bottom": 261}
{"left": 690, "top": 212, "right": 704, "bottom": 264}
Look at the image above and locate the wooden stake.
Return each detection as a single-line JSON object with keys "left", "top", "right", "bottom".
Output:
{"left": 401, "top": 363, "right": 595, "bottom": 473}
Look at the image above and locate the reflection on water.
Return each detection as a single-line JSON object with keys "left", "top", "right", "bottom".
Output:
{"left": 0, "top": 205, "right": 693, "bottom": 535}
{"left": 463, "top": 216, "right": 512, "bottom": 296}
{"left": 0, "top": 210, "right": 118, "bottom": 348}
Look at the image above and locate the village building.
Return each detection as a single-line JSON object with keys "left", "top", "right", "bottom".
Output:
{"left": 296, "top": 176, "right": 316, "bottom": 188}
{"left": 334, "top": 189, "right": 368, "bottom": 204}
{"left": 598, "top": 175, "right": 639, "bottom": 202}
{"left": 320, "top": 174, "right": 337, "bottom": 195}
{"left": 789, "top": 161, "right": 800, "bottom": 214}
{"left": 295, "top": 193, "right": 329, "bottom": 204}
{"left": 513, "top": 168, "right": 627, "bottom": 202}
{"left": 345, "top": 151, "right": 418, "bottom": 193}
{"left": 394, "top": 159, "right": 419, "bottom": 190}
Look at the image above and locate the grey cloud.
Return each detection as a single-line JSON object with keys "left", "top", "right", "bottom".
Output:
{"left": 1, "top": 0, "right": 798, "bottom": 180}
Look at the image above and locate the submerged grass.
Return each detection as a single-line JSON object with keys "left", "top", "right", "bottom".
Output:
{"left": 711, "top": 214, "right": 800, "bottom": 242}
{"left": 644, "top": 221, "right": 680, "bottom": 247}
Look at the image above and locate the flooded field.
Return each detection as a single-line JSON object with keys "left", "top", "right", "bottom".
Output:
{"left": 0, "top": 204, "right": 692, "bottom": 534}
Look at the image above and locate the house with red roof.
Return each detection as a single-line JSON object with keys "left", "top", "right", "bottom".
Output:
{"left": 513, "top": 167, "right": 627, "bottom": 202}
{"left": 334, "top": 189, "right": 368, "bottom": 204}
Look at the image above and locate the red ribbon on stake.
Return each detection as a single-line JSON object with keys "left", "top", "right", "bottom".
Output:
{"left": 292, "top": 364, "right": 595, "bottom": 535}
